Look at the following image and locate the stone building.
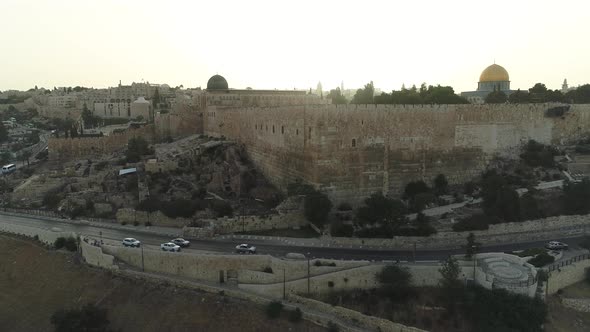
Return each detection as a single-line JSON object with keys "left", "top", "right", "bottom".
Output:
{"left": 461, "top": 63, "right": 516, "bottom": 103}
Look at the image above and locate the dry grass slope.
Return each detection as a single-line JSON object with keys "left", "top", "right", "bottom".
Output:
{"left": 0, "top": 235, "right": 325, "bottom": 332}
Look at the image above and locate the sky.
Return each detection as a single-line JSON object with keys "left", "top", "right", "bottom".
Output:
{"left": 1, "top": 0, "right": 589, "bottom": 93}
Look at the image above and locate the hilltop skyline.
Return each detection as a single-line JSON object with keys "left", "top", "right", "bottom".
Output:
{"left": 1, "top": 0, "right": 589, "bottom": 92}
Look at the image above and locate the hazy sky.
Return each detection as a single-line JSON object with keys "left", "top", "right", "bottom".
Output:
{"left": 1, "top": 0, "right": 589, "bottom": 93}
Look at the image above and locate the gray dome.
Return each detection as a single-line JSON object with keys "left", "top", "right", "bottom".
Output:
{"left": 207, "top": 75, "right": 229, "bottom": 90}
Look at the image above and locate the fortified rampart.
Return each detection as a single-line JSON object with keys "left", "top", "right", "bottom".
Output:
{"left": 48, "top": 124, "right": 156, "bottom": 160}
{"left": 203, "top": 103, "right": 590, "bottom": 203}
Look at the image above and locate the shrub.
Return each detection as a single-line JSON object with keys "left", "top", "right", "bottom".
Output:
{"left": 328, "top": 281, "right": 334, "bottom": 288}
{"left": 288, "top": 307, "right": 303, "bottom": 323}
{"left": 314, "top": 260, "right": 322, "bottom": 267}
{"left": 377, "top": 265, "right": 413, "bottom": 300}
{"left": 265, "top": 301, "right": 283, "bottom": 319}
{"left": 64, "top": 237, "right": 78, "bottom": 252}
{"left": 43, "top": 189, "right": 63, "bottom": 209}
{"left": 133, "top": 221, "right": 139, "bottom": 226}
{"left": 121, "top": 221, "right": 127, "bottom": 225}
{"left": 51, "top": 304, "right": 111, "bottom": 332}
{"left": 144, "top": 221, "right": 152, "bottom": 227}
{"left": 337, "top": 202, "right": 353, "bottom": 211}
{"left": 304, "top": 191, "right": 333, "bottom": 227}
{"left": 528, "top": 252, "right": 555, "bottom": 267}
{"left": 210, "top": 200, "right": 233, "bottom": 218}
{"left": 327, "top": 321, "right": 340, "bottom": 332}
{"left": 54, "top": 237, "right": 66, "bottom": 249}
{"left": 263, "top": 267, "right": 273, "bottom": 273}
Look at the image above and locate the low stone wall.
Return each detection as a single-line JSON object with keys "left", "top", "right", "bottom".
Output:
{"left": 289, "top": 294, "right": 426, "bottom": 332}
{"left": 562, "top": 298, "right": 590, "bottom": 312}
{"left": 240, "top": 264, "right": 383, "bottom": 297}
{"left": 79, "top": 238, "right": 118, "bottom": 270}
{"left": 211, "top": 212, "right": 308, "bottom": 234}
{"left": 547, "top": 260, "right": 590, "bottom": 294}
{"left": 116, "top": 208, "right": 190, "bottom": 228}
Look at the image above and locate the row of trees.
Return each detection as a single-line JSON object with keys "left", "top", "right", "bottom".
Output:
{"left": 376, "top": 256, "right": 546, "bottom": 332}
{"left": 486, "top": 83, "right": 590, "bottom": 104}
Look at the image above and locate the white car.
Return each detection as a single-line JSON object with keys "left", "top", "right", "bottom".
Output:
{"left": 235, "top": 243, "right": 256, "bottom": 254}
{"left": 545, "top": 241, "right": 569, "bottom": 250}
{"left": 171, "top": 238, "right": 190, "bottom": 247}
{"left": 122, "top": 238, "right": 141, "bottom": 247}
{"left": 161, "top": 242, "right": 181, "bottom": 252}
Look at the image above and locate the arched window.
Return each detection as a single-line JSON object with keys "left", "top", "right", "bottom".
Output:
{"left": 352, "top": 139, "right": 356, "bottom": 147}
{"left": 281, "top": 126, "right": 284, "bottom": 134}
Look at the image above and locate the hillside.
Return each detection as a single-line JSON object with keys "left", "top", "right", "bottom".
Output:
{"left": 0, "top": 235, "right": 324, "bottom": 332}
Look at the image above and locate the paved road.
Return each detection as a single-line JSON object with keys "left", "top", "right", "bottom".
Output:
{"left": 1, "top": 212, "right": 587, "bottom": 261}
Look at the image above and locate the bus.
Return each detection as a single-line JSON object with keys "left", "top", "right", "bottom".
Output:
{"left": 2, "top": 164, "right": 16, "bottom": 174}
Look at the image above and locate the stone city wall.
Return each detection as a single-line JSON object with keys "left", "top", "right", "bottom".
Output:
{"left": 154, "top": 111, "right": 203, "bottom": 138}
{"left": 116, "top": 208, "right": 191, "bottom": 228}
{"left": 547, "top": 260, "right": 590, "bottom": 295}
{"left": 48, "top": 124, "right": 155, "bottom": 160}
{"left": 289, "top": 294, "right": 427, "bottom": 332}
{"left": 204, "top": 103, "right": 590, "bottom": 204}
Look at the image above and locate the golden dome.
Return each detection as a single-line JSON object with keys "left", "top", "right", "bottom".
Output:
{"left": 479, "top": 64, "right": 510, "bottom": 82}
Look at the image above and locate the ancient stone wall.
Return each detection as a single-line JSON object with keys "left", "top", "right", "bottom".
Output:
{"left": 154, "top": 111, "right": 203, "bottom": 138}
{"left": 204, "top": 103, "right": 590, "bottom": 204}
{"left": 48, "top": 124, "right": 156, "bottom": 160}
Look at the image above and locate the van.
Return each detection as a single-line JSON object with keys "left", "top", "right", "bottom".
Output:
{"left": 2, "top": 164, "right": 16, "bottom": 174}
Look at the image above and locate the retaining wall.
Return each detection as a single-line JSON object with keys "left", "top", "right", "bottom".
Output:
{"left": 289, "top": 294, "right": 426, "bottom": 332}
{"left": 547, "top": 260, "right": 590, "bottom": 294}
{"left": 0, "top": 221, "right": 74, "bottom": 246}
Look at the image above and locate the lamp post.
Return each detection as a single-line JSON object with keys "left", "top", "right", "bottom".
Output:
{"left": 472, "top": 245, "right": 477, "bottom": 282}
{"left": 307, "top": 252, "right": 311, "bottom": 295}
{"left": 283, "top": 268, "right": 286, "bottom": 300}
{"left": 99, "top": 231, "right": 103, "bottom": 246}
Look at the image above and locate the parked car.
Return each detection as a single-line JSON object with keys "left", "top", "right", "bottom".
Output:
{"left": 122, "top": 238, "right": 141, "bottom": 247}
{"left": 545, "top": 241, "right": 569, "bottom": 250}
{"left": 171, "top": 238, "right": 190, "bottom": 247}
{"left": 235, "top": 243, "right": 256, "bottom": 254}
{"left": 161, "top": 242, "right": 181, "bottom": 252}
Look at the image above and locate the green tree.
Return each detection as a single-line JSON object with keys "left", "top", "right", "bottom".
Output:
{"left": 508, "top": 89, "right": 530, "bottom": 103}
{"left": 434, "top": 174, "right": 449, "bottom": 196}
{"left": 327, "top": 87, "right": 347, "bottom": 104}
{"left": 439, "top": 255, "right": 463, "bottom": 311}
{"left": 1, "top": 151, "right": 11, "bottom": 164}
{"left": 0, "top": 121, "right": 8, "bottom": 143}
{"left": 485, "top": 90, "right": 507, "bottom": 104}
{"left": 464, "top": 232, "right": 480, "bottom": 259}
{"left": 81, "top": 103, "right": 95, "bottom": 128}
{"left": 356, "top": 192, "right": 407, "bottom": 225}
{"left": 376, "top": 265, "right": 413, "bottom": 300}
{"left": 51, "top": 304, "right": 113, "bottom": 332}
{"left": 152, "top": 87, "right": 161, "bottom": 108}
{"left": 304, "top": 191, "right": 333, "bottom": 227}
{"left": 351, "top": 81, "right": 375, "bottom": 104}
{"left": 404, "top": 180, "right": 430, "bottom": 200}
{"left": 126, "top": 137, "right": 153, "bottom": 163}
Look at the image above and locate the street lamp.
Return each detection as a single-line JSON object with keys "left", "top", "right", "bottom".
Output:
{"left": 472, "top": 245, "right": 477, "bottom": 282}
{"left": 307, "top": 252, "right": 311, "bottom": 295}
